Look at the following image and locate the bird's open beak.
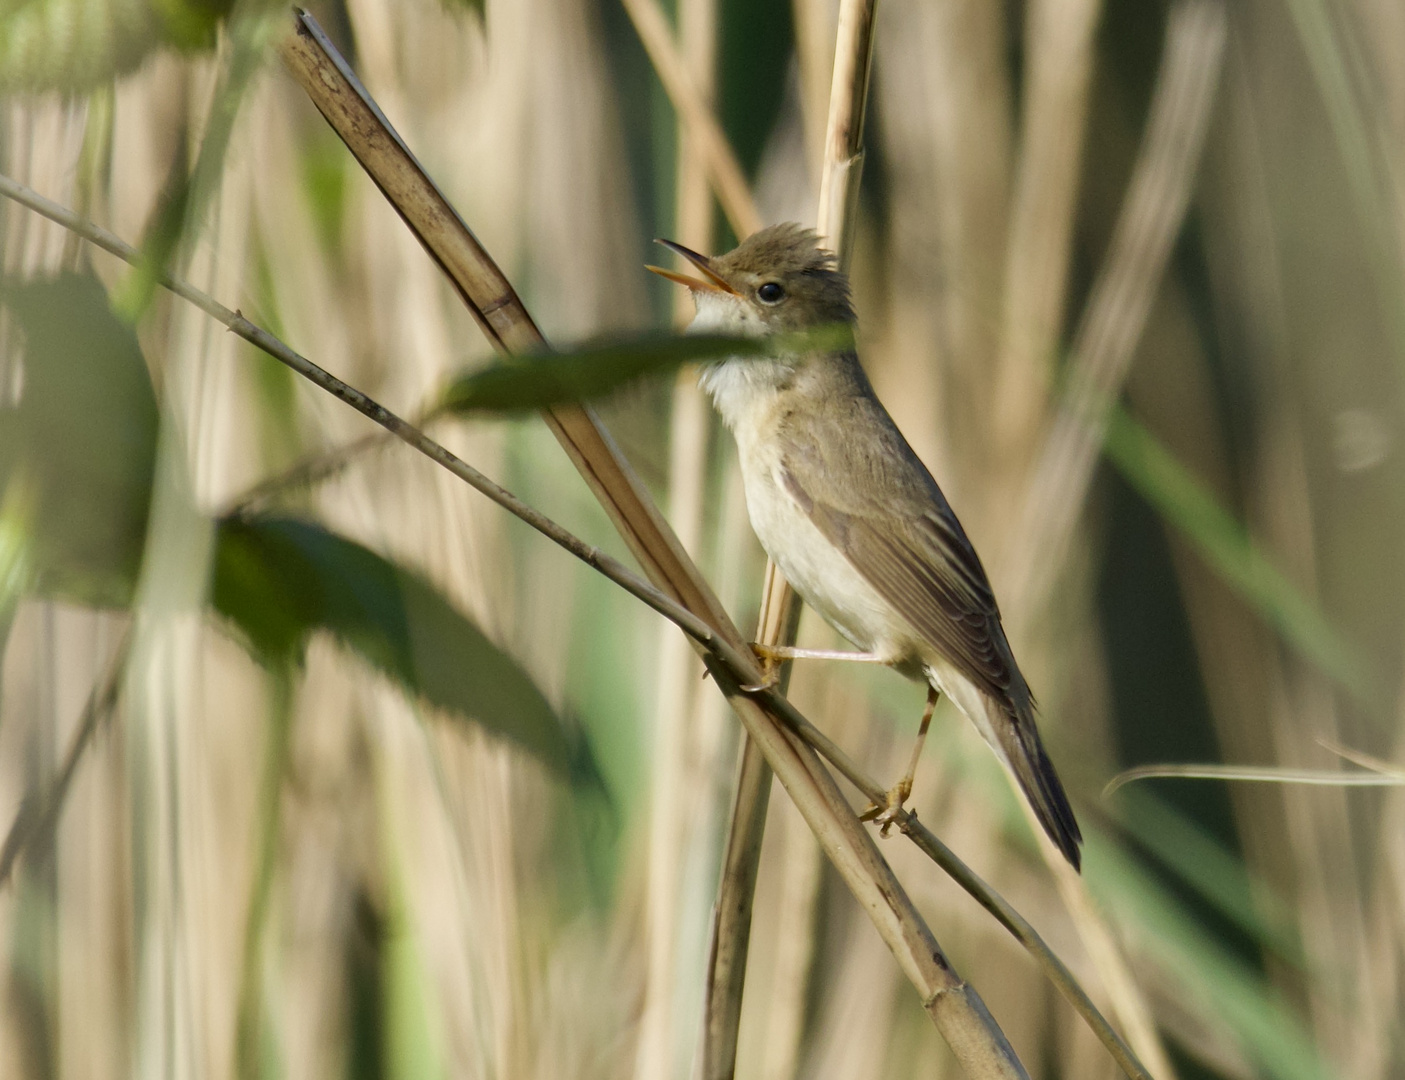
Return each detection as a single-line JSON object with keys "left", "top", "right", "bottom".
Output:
{"left": 645, "top": 238, "right": 739, "bottom": 295}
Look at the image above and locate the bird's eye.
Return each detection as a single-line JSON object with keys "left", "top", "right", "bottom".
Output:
{"left": 757, "top": 282, "right": 785, "bottom": 304}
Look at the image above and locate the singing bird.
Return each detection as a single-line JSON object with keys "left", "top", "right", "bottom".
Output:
{"left": 648, "top": 223, "right": 1082, "bottom": 869}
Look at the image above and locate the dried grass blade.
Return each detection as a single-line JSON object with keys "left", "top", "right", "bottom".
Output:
{"left": 1004, "top": 4, "right": 1229, "bottom": 1077}
{"left": 619, "top": 0, "right": 763, "bottom": 239}
{"left": 993, "top": 0, "right": 1103, "bottom": 487}
{"left": 1010, "top": 0, "right": 1227, "bottom": 613}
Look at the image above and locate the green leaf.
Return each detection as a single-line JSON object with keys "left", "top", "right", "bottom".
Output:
{"left": 0, "top": 272, "right": 159, "bottom": 607}
{"left": 1113, "top": 786, "right": 1303, "bottom": 966}
{"left": 0, "top": 0, "right": 233, "bottom": 92}
{"left": 212, "top": 515, "right": 585, "bottom": 778}
{"left": 1102, "top": 407, "right": 1375, "bottom": 704}
{"left": 440, "top": 325, "right": 854, "bottom": 416}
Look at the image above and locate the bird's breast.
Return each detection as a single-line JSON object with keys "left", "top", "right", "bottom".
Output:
{"left": 735, "top": 440, "right": 908, "bottom": 664}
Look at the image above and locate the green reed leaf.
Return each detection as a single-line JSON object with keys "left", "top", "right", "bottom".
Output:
{"left": 1102, "top": 407, "right": 1374, "bottom": 704}
{"left": 214, "top": 514, "right": 589, "bottom": 779}
{"left": 440, "top": 325, "right": 854, "bottom": 415}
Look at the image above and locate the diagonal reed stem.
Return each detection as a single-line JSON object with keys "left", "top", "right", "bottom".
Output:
{"left": 0, "top": 167, "right": 1147, "bottom": 1079}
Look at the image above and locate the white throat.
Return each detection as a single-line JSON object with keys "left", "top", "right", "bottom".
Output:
{"left": 688, "top": 291, "right": 790, "bottom": 436}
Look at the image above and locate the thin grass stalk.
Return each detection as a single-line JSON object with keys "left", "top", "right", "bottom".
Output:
{"left": 233, "top": 669, "right": 293, "bottom": 1080}
{"left": 0, "top": 630, "right": 128, "bottom": 889}
{"left": 699, "top": 727, "right": 777, "bottom": 1080}
{"left": 813, "top": 0, "right": 877, "bottom": 261}
{"left": 636, "top": 0, "right": 721, "bottom": 1074}
{"left": 276, "top": 16, "right": 1030, "bottom": 1076}
{"left": 702, "top": 5, "right": 876, "bottom": 1075}
{"left": 0, "top": 170, "right": 1145, "bottom": 1076}
{"left": 1008, "top": 0, "right": 1227, "bottom": 616}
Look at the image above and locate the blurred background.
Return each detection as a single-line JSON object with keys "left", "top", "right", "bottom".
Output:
{"left": 1, "top": 0, "right": 1403, "bottom": 1077}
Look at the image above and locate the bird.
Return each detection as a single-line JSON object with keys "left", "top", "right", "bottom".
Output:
{"left": 647, "top": 222, "right": 1082, "bottom": 870}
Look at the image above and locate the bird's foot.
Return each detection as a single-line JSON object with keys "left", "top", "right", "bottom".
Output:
{"left": 739, "top": 645, "right": 781, "bottom": 693}
{"left": 860, "top": 778, "right": 914, "bottom": 837}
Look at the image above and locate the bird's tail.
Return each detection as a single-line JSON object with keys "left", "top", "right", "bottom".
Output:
{"left": 926, "top": 664, "right": 1083, "bottom": 869}
{"left": 961, "top": 689, "right": 1082, "bottom": 868}
{"left": 995, "top": 703, "right": 1083, "bottom": 871}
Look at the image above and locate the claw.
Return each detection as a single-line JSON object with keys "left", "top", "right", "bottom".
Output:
{"left": 740, "top": 644, "right": 781, "bottom": 693}
{"left": 739, "top": 669, "right": 780, "bottom": 693}
{"left": 869, "top": 779, "right": 914, "bottom": 837}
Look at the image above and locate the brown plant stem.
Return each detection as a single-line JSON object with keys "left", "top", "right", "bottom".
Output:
{"left": 702, "top": 3, "right": 876, "bottom": 1075}
{"left": 992, "top": 0, "right": 1103, "bottom": 502}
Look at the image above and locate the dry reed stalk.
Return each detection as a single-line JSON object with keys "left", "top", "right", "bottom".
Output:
{"left": 619, "top": 0, "right": 762, "bottom": 239}
{"left": 870, "top": 0, "right": 1012, "bottom": 495}
{"left": 991, "top": 0, "right": 1103, "bottom": 510}
{"left": 636, "top": 0, "right": 722, "bottom": 1074}
{"left": 755, "top": 665, "right": 866, "bottom": 1080}
{"left": 702, "top": 3, "right": 876, "bottom": 1074}
{"left": 1008, "top": 0, "right": 1227, "bottom": 617}
{"left": 757, "top": 794, "right": 826, "bottom": 1080}
{"left": 996, "top": 4, "right": 1227, "bottom": 1077}
{"left": 813, "top": 0, "right": 876, "bottom": 261}
{"left": 790, "top": 0, "right": 835, "bottom": 177}
{"left": 276, "top": 14, "right": 1031, "bottom": 1077}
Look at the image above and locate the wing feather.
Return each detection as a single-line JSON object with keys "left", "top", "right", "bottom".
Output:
{"left": 802, "top": 489, "right": 1014, "bottom": 701}
{"left": 768, "top": 356, "right": 1081, "bottom": 866}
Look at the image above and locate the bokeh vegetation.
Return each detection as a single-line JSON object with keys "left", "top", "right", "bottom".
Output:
{"left": 2, "top": 0, "right": 1403, "bottom": 1078}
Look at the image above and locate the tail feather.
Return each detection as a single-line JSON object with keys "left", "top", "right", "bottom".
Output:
{"left": 996, "top": 706, "right": 1082, "bottom": 871}
{"left": 924, "top": 661, "right": 1083, "bottom": 870}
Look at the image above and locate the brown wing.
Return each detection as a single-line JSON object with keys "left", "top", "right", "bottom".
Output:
{"left": 777, "top": 435, "right": 1018, "bottom": 704}
{"left": 776, "top": 386, "right": 1084, "bottom": 869}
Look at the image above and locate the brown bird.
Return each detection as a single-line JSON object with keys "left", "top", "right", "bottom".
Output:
{"left": 648, "top": 223, "right": 1082, "bottom": 869}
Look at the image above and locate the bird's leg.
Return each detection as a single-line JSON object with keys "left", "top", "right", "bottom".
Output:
{"left": 749, "top": 644, "right": 888, "bottom": 664}
{"left": 861, "top": 684, "right": 939, "bottom": 835}
{"left": 741, "top": 644, "right": 887, "bottom": 692}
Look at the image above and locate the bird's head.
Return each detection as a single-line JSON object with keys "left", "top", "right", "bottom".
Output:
{"left": 647, "top": 222, "right": 854, "bottom": 336}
